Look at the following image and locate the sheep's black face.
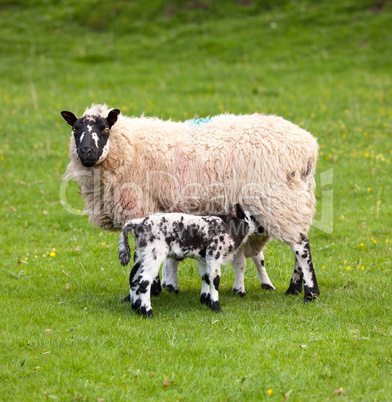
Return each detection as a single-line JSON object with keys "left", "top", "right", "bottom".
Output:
{"left": 61, "top": 109, "right": 120, "bottom": 167}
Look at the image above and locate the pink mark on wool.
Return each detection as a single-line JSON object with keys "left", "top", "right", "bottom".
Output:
{"left": 171, "top": 142, "right": 201, "bottom": 186}
{"left": 120, "top": 189, "right": 138, "bottom": 211}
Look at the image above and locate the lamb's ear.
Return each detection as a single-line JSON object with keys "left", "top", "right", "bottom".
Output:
{"left": 107, "top": 109, "right": 120, "bottom": 128}
{"left": 61, "top": 111, "right": 78, "bottom": 126}
{"left": 234, "top": 203, "right": 246, "bottom": 220}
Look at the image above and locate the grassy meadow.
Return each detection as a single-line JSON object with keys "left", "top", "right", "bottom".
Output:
{"left": 1, "top": 0, "right": 392, "bottom": 400}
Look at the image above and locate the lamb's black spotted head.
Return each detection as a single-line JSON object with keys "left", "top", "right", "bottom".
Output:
{"left": 234, "top": 203, "right": 264, "bottom": 235}
{"left": 61, "top": 109, "right": 120, "bottom": 167}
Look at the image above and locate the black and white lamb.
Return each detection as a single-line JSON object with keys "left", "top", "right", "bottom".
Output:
{"left": 118, "top": 204, "right": 263, "bottom": 317}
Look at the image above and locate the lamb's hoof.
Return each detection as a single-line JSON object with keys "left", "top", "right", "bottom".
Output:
{"left": 140, "top": 306, "right": 153, "bottom": 318}
{"left": 131, "top": 299, "right": 141, "bottom": 312}
{"left": 163, "top": 284, "right": 179, "bottom": 294}
{"left": 122, "top": 294, "right": 131, "bottom": 303}
{"left": 150, "top": 279, "right": 162, "bottom": 297}
{"left": 209, "top": 300, "right": 222, "bottom": 312}
{"left": 261, "top": 284, "right": 275, "bottom": 291}
{"left": 303, "top": 292, "right": 319, "bottom": 303}
{"left": 285, "top": 282, "right": 303, "bottom": 295}
{"left": 200, "top": 293, "right": 210, "bottom": 305}
{"left": 232, "top": 288, "right": 246, "bottom": 298}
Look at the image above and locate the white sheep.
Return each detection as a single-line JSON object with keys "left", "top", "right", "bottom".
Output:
{"left": 61, "top": 104, "right": 319, "bottom": 302}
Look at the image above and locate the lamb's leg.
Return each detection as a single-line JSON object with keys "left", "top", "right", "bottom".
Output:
{"left": 207, "top": 261, "right": 222, "bottom": 312}
{"left": 122, "top": 251, "right": 138, "bottom": 303}
{"left": 161, "top": 258, "right": 179, "bottom": 293}
{"left": 150, "top": 273, "right": 162, "bottom": 297}
{"left": 197, "top": 261, "right": 210, "bottom": 306}
{"left": 232, "top": 251, "right": 247, "bottom": 297}
{"left": 137, "top": 257, "right": 165, "bottom": 318}
{"left": 127, "top": 261, "right": 143, "bottom": 312}
{"left": 251, "top": 251, "right": 275, "bottom": 290}
{"left": 287, "top": 235, "right": 320, "bottom": 302}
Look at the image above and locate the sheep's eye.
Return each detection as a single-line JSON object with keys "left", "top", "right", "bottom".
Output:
{"left": 72, "top": 127, "right": 77, "bottom": 132}
{"left": 104, "top": 128, "right": 109, "bottom": 133}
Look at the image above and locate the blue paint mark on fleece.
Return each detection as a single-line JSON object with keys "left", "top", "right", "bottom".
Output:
{"left": 186, "top": 117, "right": 212, "bottom": 126}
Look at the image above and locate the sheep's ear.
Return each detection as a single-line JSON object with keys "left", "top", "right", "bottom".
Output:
{"left": 61, "top": 111, "right": 78, "bottom": 126}
{"left": 107, "top": 109, "right": 120, "bottom": 128}
{"left": 234, "top": 203, "right": 246, "bottom": 220}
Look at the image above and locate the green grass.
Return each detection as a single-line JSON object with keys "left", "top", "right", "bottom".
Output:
{"left": 1, "top": 0, "right": 392, "bottom": 400}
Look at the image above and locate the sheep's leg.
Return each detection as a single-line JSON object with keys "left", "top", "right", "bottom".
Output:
{"left": 287, "top": 235, "right": 320, "bottom": 302}
{"left": 285, "top": 257, "right": 303, "bottom": 295}
{"left": 232, "top": 251, "right": 247, "bottom": 297}
{"left": 197, "top": 261, "right": 210, "bottom": 306}
{"left": 207, "top": 261, "right": 222, "bottom": 312}
{"left": 161, "top": 258, "right": 179, "bottom": 293}
{"left": 251, "top": 251, "right": 275, "bottom": 290}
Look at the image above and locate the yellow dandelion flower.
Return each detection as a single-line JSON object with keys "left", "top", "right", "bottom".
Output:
{"left": 0, "top": 156, "right": 4, "bottom": 160}
{"left": 8, "top": 190, "right": 11, "bottom": 194}
{"left": 25, "top": 257, "right": 28, "bottom": 261}
{"left": 322, "top": 266, "right": 325, "bottom": 269}
{"left": 52, "top": 248, "right": 56, "bottom": 252}
{"left": 344, "top": 260, "right": 347, "bottom": 264}
{"left": 101, "top": 242, "right": 105, "bottom": 246}
{"left": 368, "top": 187, "right": 371, "bottom": 191}
{"left": 46, "top": 251, "right": 49, "bottom": 254}
{"left": 361, "top": 266, "right": 364, "bottom": 270}
{"left": 360, "top": 243, "right": 364, "bottom": 247}
{"left": 267, "top": 389, "right": 273, "bottom": 396}
{"left": 346, "top": 266, "right": 350, "bottom": 270}
{"left": 35, "top": 255, "right": 38, "bottom": 259}
{"left": 332, "top": 242, "right": 335, "bottom": 246}
{"left": 50, "top": 252, "right": 56, "bottom": 257}
{"left": 386, "top": 239, "right": 389, "bottom": 243}
{"left": 91, "top": 235, "right": 94, "bottom": 239}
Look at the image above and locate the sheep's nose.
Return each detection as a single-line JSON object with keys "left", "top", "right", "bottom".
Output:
{"left": 80, "top": 147, "right": 93, "bottom": 156}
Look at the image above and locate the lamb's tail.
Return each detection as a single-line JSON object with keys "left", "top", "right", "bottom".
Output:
{"left": 118, "top": 221, "right": 135, "bottom": 266}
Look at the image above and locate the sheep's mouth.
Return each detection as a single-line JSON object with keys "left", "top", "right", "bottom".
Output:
{"left": 80, "top": 158, "right": 98, "bottom": 168}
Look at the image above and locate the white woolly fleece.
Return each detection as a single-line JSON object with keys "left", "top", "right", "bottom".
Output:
{"left": 64, "top": 104, "right": 318, "bottom": 244}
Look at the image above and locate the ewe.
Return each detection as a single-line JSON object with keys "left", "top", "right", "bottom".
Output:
{"left": 61, "top": 104, "right": 319, "bottom": 302}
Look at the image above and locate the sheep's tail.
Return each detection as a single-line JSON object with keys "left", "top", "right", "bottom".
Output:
{"left": 118, "top": 221, "right": 135, "bottom": 266}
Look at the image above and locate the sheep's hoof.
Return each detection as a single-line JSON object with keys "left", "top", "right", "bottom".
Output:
{"left": 122, "top": 294, "right": 131, "bottom": 303}
{"left": 200, "top": 293, "right": 210, "bottom": 305}
{"left": 140, "top": 306, "right": 153, "bottom": 318}
{"left": 163, "top": 284, "right": 179, "bottom": 294}
{"left": 150, "top": 279, "right": 162, "bottom": 297}
{"left": 303, "top": 292, "right": 319, "bottom": 303}
{"left": 285, "top": 282, "right": 303, "bottom": 295}
{"left": 209, "top": 300, "right": 222, "bottom": 312}
{"left": 261, "top": 284, "right": 275, "bottom": 291}
{"left": 232, "top": 288, "right": 246, "bottom": 298}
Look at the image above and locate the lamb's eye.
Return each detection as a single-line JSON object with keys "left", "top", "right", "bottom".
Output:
{"left": 104, "top": 128, "right": 109, "bottom": 133}
{"left": 72, "top": 127, "right": 77, "bottom": 132}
